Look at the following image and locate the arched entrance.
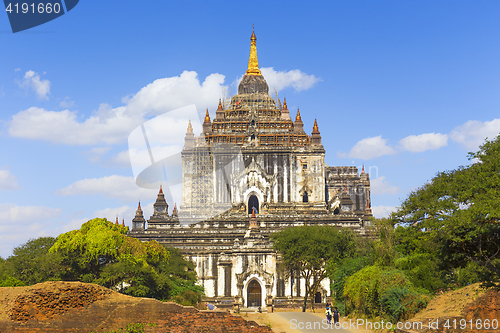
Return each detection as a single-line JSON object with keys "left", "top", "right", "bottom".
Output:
{"left": 315, "top": 291, "right": 322, "bottom": 303}
{"left": 247, "top": 280, "right": 262, "bottom": 307}
{"left": 303, "top": 191, "right": 309, "bottom": 203}
{"left": 248, "top": 195, "right": 259, "bottom": 214}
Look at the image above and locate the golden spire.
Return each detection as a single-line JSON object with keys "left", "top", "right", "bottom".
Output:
{"left": 295, "top": 108, "right": 302, "bottom": 121}
{"left": 217, "top": 99, "right": 223, "bottom": 110}
{"left": 204, "top": 109, "right": 210, "bottom": 122}
{"left": 187, "top": 120, "right": 193, "bottom": 133}
{"left": 283, "top": 98, "right": 288, "bottom": 110}
{"left": 246, "top": 26, "right": 262, "bottom": 76}
{"left": 312, "top": 119, "right": 319, "bottom": 133}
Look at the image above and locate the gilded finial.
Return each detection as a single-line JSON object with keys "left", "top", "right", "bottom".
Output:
{"left": 204, "top": 109, "right": 210, "bottom": 122}
{"left": 361, "top": 165, "right": 365, "bottom": 174}
{"left": 187, "top": 120, "right": 193, "bottom": 133}
{"left": 246, "top": 27, "right": 261, "bottom": 76}
{"left": 295, "top": 108, "right": 302, "bottom": 121}
{"left": 283, "top": 98, "right": 288, "bottom": 110}
{"left": 217, "top": 99, "right": 223, "bottom": 110}
{"left": 159, "top": 185, "right": 163, "bottom": 194}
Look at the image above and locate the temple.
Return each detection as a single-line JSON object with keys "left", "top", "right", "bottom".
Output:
{"left": 130, "top": 29, "right": 372, "bottom": 310}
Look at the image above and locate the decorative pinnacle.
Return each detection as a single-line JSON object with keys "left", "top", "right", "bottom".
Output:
{"left": 312, "top": 119, "right": 319, "bottom": 133}
{"left": 361, "top": 165, "right": 365, "bottom": 174}
{"left": 204, "top": 109, "right": 210, "bottom": 122}
{"left": 283, "top": 98, "right": 288, "bottom": 110}
{"left": 138, "top": 201, "right": 142, "bottom": 210}
{"left": 115, "top": 217, "right": 119, "bottom": 225}
{"left": 295, "top": 108, "right": 302, "bottom": 121}
{"left": 159, "top": 185, "right": 163, "bottom": 194}
{"left": 246, "top": 27, "right": 262, "bottom": 76}
{"left": 217, "top": 99, "right": 223, "bottom": 110}
{"left": 186, "top": 120, "right": 193, "bottom": 133}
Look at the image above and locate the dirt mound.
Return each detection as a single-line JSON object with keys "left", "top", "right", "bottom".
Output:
{"left": 7, "top": 281, "right": 112, "bottom": 322}
{"left": 397, "top": 284, "right": 500, "bottom": 333}
{"left": 412, "top": 284, "right": 484, "bottom": 320}
{"left": 0, "top": 281, "right": 272, "bottom": 333}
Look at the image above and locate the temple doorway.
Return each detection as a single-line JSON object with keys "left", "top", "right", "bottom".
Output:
{"left": 247, "top": 280, "right": 262, "bottom": 307}
{"left": 315, "top": 291, "right": 322, "bottom": 303}
{"left": 248, "top": 195, "right": 259, "bottom": 214}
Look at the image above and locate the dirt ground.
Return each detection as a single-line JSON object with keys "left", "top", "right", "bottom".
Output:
{"left": 238, "top": 309, "right": 373, "bottom": 333}
{"left": 240, "top": 283, "right": 493, "bottom": 333}
{"left": 411, "top": 283, "right": 485, "bottom": 320}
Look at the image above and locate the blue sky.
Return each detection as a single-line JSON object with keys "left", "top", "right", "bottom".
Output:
{"left": 1, "top": 1, "right": 500, "bottom": 258}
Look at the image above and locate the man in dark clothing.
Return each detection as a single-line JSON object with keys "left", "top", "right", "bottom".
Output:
{"left": 332, "top": 307, "right": 340, "bottom": 324}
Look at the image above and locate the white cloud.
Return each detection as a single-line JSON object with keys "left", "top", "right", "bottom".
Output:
{"left": 126, "top": 71, "right": 225, "bottom": 115}
{"left": 232, "top": 67, "right": 320, "bottom": 93}
{"left": 9, "top": 71, "right": 227, "bottom": 145}
{"left": 8, "top": 105, "right": 137, "bottom": 145}
{"left": 85, "top": 146, "right": 112, "bottom": 163}
{"left": 399, "top": 133, "right": 448, "bottom": 153}
{"left": 18, "top": 70, "right": 51, "bottom": 100}
{"left": 371, "top": 176, "right": 400, "bottom": 195}
{"left": 94, "top": 205, "right": 134, "bottom": 224}
{"left": 0, "top": 203, "right": 62, "bottom": 258}
{"left": 449, "top": 119, "right": 500, "bottom": 151}
{"left": 0, "top": 203, "right": 61, "bottom": 223}
{"left": 0, "top": 169, "right": 20, "bottom": 190}
{"left": 346, "top": 136, "right": 396, "bottom": 160}
{"left": 59, "top": 98, "right": 75, "bottom": 108}
{"left": 371, "top": 205, "right": 398, "bottom": 218}
{"left": 108, "top": 150, "right": 133, "bottom": 168}
{"left": 56, "top": 175, "right": 159, "bottom": 203}
{"left": 260, "top": 67, "right": 321, "bottom": 92}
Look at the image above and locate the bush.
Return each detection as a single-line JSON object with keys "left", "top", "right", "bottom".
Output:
{"left": 171, "top": 290, "right": 202, "bottom": 306}
{"left": 343, "top": 265, "right": 429, "bottom": 320}
{"left": 0, "top": 276, "right": 25, "bottom": 287}
{"left": 380, "top": 286, "right": 429, "bottom": 321}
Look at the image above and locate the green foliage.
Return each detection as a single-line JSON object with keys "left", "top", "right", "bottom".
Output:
{"left": 5, "top": 237, "right": 66, "bottom": 285}
{"left": 343, "top": 265, "right": 429, "bottom": 321}
{"left": 331, "top": 257, "right": 369, "bottom": 302}
{"left": 454, "top": 261, "right": 485, "bottom": 287}
{"left": 392, "top": 135, "right": 500, "bottom": 289}
{"left": 380, "top": 286, "right": 428, "bottom": 322}
{"left": 171, "top": 290, "right": 202, "bottom": 306}
{"left": 92, "top": 323, "right": 147, "bottom": 333}
{"left": 394, "top": 253, "right": 444, "bottom": 292}
{"left": 0, "top": 276, "right": 25, "bottom": 287}
{"left": 271, "top": 225, "right": 356, "bottom": 311}
{"left": 2, "top": 218, "right": 203, "bottom": 305}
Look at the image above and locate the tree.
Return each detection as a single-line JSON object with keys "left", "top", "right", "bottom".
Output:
{"left": 5, "top": 237, "right": 65, "bottom": 285}
{"left": 50, "top": 218, "right": 172, "bottom": 298}
{"left": 392, "top": 135, "right": 500, "bottom": 288}
{"left": 270, "top": 225, "right": 355, "bottom": 312}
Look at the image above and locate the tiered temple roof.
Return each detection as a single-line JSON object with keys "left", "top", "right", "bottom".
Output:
{"left": 186, "top": 29, "right": 319, "bottom": 148}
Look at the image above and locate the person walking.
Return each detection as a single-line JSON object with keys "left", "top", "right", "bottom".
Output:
{"left": 325, "top": 306, "right": 332, "bottom": 324}
{"left": 332, "top": 307, "right": 340, "bottom": 324}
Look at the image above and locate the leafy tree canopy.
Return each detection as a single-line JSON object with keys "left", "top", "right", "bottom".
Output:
{"left": 392, "top": 135, "right": 500, "bottom": 288}
{"left": 271, "top": 225, "right": 356, "bottom": 311}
